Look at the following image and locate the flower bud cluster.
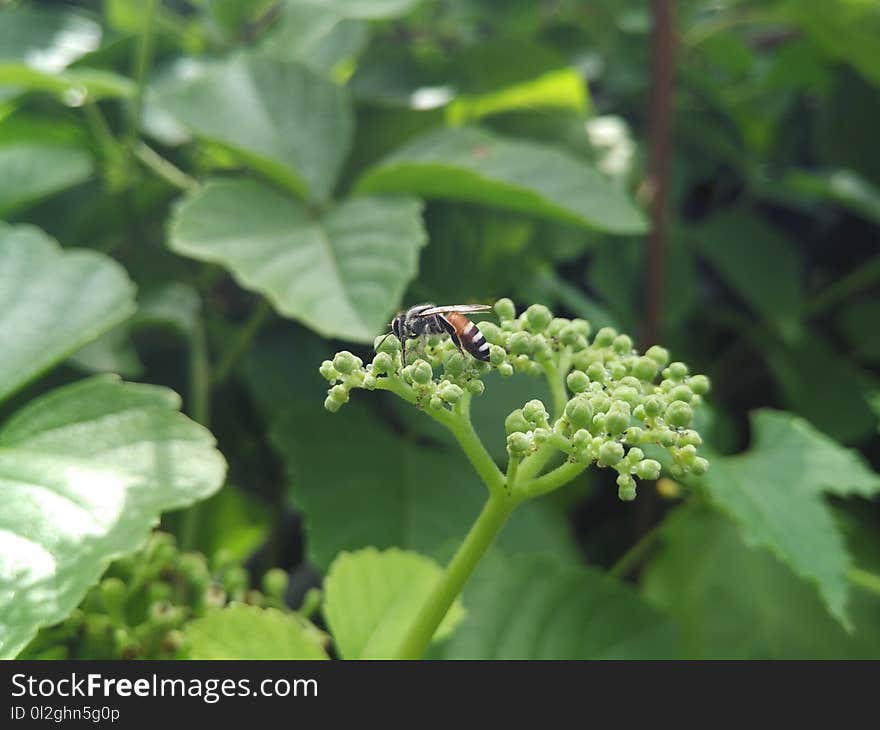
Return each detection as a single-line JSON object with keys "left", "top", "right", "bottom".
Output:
{"left": 321, "top": 299, "right": 710, "bottom": 501}
{"left": 19, "top": 532, "right": 292, "bottom": 660}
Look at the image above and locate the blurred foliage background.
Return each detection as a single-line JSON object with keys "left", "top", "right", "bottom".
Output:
{"left": 2, "top": 0, "right": 880, "bottom": 659}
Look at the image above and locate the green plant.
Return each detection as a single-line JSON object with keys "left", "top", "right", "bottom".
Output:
{"left": 319, "top": 299, "right": 709, "bottom": 658}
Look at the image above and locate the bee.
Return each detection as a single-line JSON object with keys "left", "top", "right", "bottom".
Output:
{"left": 378, "top": 303, "right": 494, "bottom": 364}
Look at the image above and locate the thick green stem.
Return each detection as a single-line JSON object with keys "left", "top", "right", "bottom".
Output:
{"left": 214, "top": 299, "right": 273, "bottom": 386}
{"left": 127, "top": 0, "right": 159, "bottom": 143}
{"left": 848, "top": 566, "right": 880, "bottom": 597}
{"left": 395, "top": 491, "right": 517, "bottom": 659}
{"left": 520, "top": 459, "right": 587, "bottom": 500}
{"left": 134, "top": 142, "right": 199, "bottom": 191}
{"left": 541, "top": 357, "right": 569, "bottom": 419}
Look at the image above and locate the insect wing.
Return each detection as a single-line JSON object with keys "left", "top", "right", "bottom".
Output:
{"left": 417, "top": 304, "right": 493, "bottom": 316}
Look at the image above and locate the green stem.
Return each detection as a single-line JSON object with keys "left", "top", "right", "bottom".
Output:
{"left": 134, "top": 142, "right": 199, "bottom": 191}
{"left": 847, "top": 566, "right": 880, "bottom": 597}
{"left": 519, "top": 459, "right": 586, "bottom": 500}
{"left": 395, "top": 491, "right": 517, "bottom": 659}
{"left": 608, "top": 521, "right": 663, "bottom": 579}
{"left": 542, "top": 357, "right": 569, "bottom": 419}
{"left": 127, "top": 0, "right": 159, "bottom": 144}
{"left": 214, "top": 299, "right": 273, "bottom": 386}
{"left": 805, "top": 255, "right": 880, "bottom": 316}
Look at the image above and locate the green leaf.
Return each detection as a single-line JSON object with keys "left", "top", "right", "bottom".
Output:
{"left": 355, "top": 127, "right": 648, "bottom": 234}
{"left": 643, "top": 504, "right": 880, "bottom": 658}
{"left": 839, "top": 297, "right": 880, "bottom": 363}
{"left": 151, "top": 54, "right": 352, "bottom": 201}
{"left": 270, "top": 402, "right": 579, "bottom": 571}
{"left": 0, "top": 224, "right": 136, "bottom": 403}
{"left": 0, "top": 6, "right": 101, "bottom": 70}
{"left": 323, "top": 547, "right": 463, "bottom": 659}
{"left": 0, "top": 143, "right": 93, "bottom": 214}
{"left": 0, "top": 375, "right": 227, "bottom": 658}
{"left": 185, "top": 605, "right": 328, "bottom": 659}
{"left": 0, "top": 64, "right": 134, "bottom": 101}
{"left": 294, "top": 0, "right": 424, "bottom": 19}
{"left": 701, "top": 409, "right": 880, "bottom": 629}
{"left": 442, "top": 552, "right": 678, "bottom": 659}
{"left": 169, "top": 178, "right": 426, "bottom": 342}
{"left": 773, "top": 169, "right": 880, "bottom": 227}
{"left": 690, "top": 213, "right": 803, "bottom": 342}
{"left": 68, "top": 325, "right": 143, "bottom": 377}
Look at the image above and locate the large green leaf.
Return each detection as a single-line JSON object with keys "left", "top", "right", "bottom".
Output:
{"left": 0, "top": 224, "right": 136, "bottom": 403}
{"left": 643, "top": 505, "right": 880, "bottom": 659}
{"left": 0, "top": 6, "right": 101, "bottom": 70}
{"left": 270, "top": 402, "right": 580, "bottom": 571}
{"left": 169, "top": 178, "right": 426, "bottom": 342}
{"left": 0, "top": 143, "right": 93, "bottom": 214}
{"left": 295, "top": 0, "right": 424, "bottom": 19}
{"left": 442, "top": 552, "right": 678, "bottom": 659}
{"left": 151, "top": 54, "right": 352, "bottom": 201}
{"left": 690, "top": 213, "right": 803, "bottom": 342}
{"left": 0, "top": 65, "right": 134, "bottom": 101}
{"left": 0, "top": 375, "right": 227, "bottom": 658}
{"left": 323, "top": 547, "right": 463, "bottom": 659}
{"left": 701, "top": 409, "right": 880, "bottom": 628}
{"left": 355, "top": 127, "right": 648, "bottom": 234}
{"left": 185, "top": 605, "right": 328, "bottom": 659}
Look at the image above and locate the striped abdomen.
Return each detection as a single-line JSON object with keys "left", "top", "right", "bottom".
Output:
{"left": 439, "top": 312, "right": 491, "bottom": 362}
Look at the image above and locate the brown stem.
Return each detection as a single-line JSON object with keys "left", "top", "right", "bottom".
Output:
{"left": 638, "top": 0, "right": 676, "bottom": 539}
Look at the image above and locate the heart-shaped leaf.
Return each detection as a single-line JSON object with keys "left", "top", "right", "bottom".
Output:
{"left": 0, "top": 142, "right": 93, "bottom": 214}
{"left": 323, "top": 547, "right": 463, "bottom": 659}
{"left": 169, "top": 178, "right": 426, "bottom": 342}
{"left": 185, "top": 605, "right": 328, "bottom": 659}
{"left": 355, "top": 126, "right": 648, "bottom": 234}
{"left": 0, "top": 224, "right": 136, "bottom": 403}
{"left": 151, "top": 54, "right": 353, "bottom": 201}
{"left": 0, "top": 375, "right": 227, "bottom": 658}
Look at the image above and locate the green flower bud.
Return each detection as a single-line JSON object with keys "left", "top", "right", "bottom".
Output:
{"left": 324, "top": 395, "right": 342, "bottom": 413}
{"left": 547, "top": 317, "right": 568, "bottom": 336}
{"left": 526, "top": 361, "right": 544, "bottom": 376}
{"left": 632, "top": 404, "right": 647, "bottom": 421}
{"left": 571, "top": 319, "right": 592, "bottom": 337}
{"left": 665, "top": 401, "right": 693, "bottom": 427}
{"left": 319, "top": 360, "right": 338, "bottom": 381}
{"left": 644, "top": 396, "right": 664, "bottom": 418}
{"left": 613, "top": 334, "right": 633, "bottom": 355}
{"left": 262, "top": 568, "right": 289, "bottom": 600}
{"left": 670, "top": 385, "right": 693, "bottom": 403}
{"left": 612, "top": 385, "right": 639, "bottom": 406}
{"left": 646, "top": 345, "right": 669, "bottom": 366}
{"left": 565, "top": 395, "right": 594, "bottom": 428}
{"left": 443, "top": 349, "right": 466, "bottom": 376}
{"left": 375, "top": 333, "right": 400, "bottom": 355}
{"left": 99, "top": 577, "right": 127, "bottom": 617}
{"left": 513, "top": 354, "right": 532, "bottom": 373}
{"left": 409, "top": 359, "right": 433, "bottom": 385}
{"left": 523, "top": 399, "right": 548, "bottom": 424}
{"left": 479, "top": 321, "right": 503, "bottom": 344}
{"left": 507, "top": 431, "right": 532, "bottom": 457}
{"left": 489, "top": 344, "right": 507, "bottom": 366}
{"left": 594, "top": 327, "right": 617, "bottom": 347}
{"left": 495, "top": 298, "right": 516, "bottom": 321}
{"left": 689, "top": 374, "right": 711, "bottom": 395}
{"left": 572, "top": 429, "right": 591, "bottom": 449}
{"left": 679, "top": 429, "right": 702, "bottom": 447}
{"left": 499, "top": 362, "right": 514, "bottom": 377}
{"left": 624, "top": 426, "right": 644, "bottom": 444}
{"left": 440, "top": 383, "right": 463, "bottom": 404}
{"left": 508, "top": 331, "right": 533, "bottom": 355}
{"left": 589, "top": 394, "right": 612, "bottom": 413}
{"left": 618, "top": 479, "right": 637, "bottom": 501}
{"left": 691, "top": 456, "right": 710, "bottom": 475}
{"left": 667, "top": 361, "right": 689, "bottom": 380}
{"left": 605, "top": 405, "right": 631, "bottom": 435}
{"left": 533, "top": 427, "right": 551, "bottom": 445}
{"left": 560, "top": 325, "right": 582, "bottom": 347}
{"left": 363, "top": 374, "right": 377, "bottom": 390}
{"left": 372, "top": 351, "right": 393, "bottom": 374}
{"left": 592, "top": 413, "right": 607, "bottom": 432}
{"left": 626, "top": 447, "right": 645, "bottom": 463}
{"left": 524, "top": 304, "right": 553, "bottom": 332}
{"left": 333, "top": 351, "right": 361, "bottom": 374}
{"left": 677, "top": 444, "right": 697, "bottom": 466}
{"left": 586, "top": 362, "right": 606, "bottom": 382}
{"left": 467, "top": 379, "right": 485, "bottom": 396}
{"left": 505, "top": 408, "right": 532, "bottom": 434}
{"left": 636, "top": 459, "right": 662, "bottom": 480}
{"left": 598, "top": 441, "right": 625, "bottom": 466}
{"left": 566, "top": 370, "right": 589, "bottom": 393}
{"left": 429, "top": 395, "right": 444, "bottom": 410}
{"left": 608, "top": 361, "right": 627, "bottom": 380}
{"left": 631, "top": 357, "right": 656, "bottom": 381}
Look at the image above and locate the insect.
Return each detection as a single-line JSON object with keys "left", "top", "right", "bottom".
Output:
{"left": 378, "top": 303, "right": 493, "bottom": 364}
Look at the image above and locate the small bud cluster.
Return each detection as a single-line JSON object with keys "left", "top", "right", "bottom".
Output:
{"left": 19, "top": 532, "right": 291, "bottom": 660}
{"left": 321, "top": 299, "right": 710, "bottom": 501}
